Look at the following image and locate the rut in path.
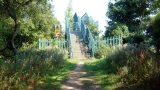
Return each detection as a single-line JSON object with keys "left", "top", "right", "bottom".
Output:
{"left": 61, "top": 32, "right": 101, "bottom": 90}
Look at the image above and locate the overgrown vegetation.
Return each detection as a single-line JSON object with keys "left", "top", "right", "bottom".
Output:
{"left": 84, "top": 59, "right": 121, "bottom": 90}
{"left": 105, "top": 0, "right": 160, "bottom": 44}
{"left": 0, "top": 0, "right": 59, "bottom": 56}
{"left": 0, "top": 1, "right": 75, "bottom": 89}
{"left": 96, "top": 0, "right": 160, "bottom": 89}
{"left": 86, "top": 17, "right": 99, "bottom": 37}
{"left": 0, "top": 0, "right": 160, "bottom": 89}
{"left": 147, "top": 12, "right": 160, "bottom": 54}
{"left": 94, "top": 44, "right": 113, "bottom": 59}
{"left": 86, "top": 45, "right": 160, "bottom": 89}
{"left": 0, "top": 48, "right": 75, "bottom": 89}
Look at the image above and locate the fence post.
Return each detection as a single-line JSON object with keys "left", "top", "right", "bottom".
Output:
{"left": 116, "top": 36, "right": 118, "bottom": 45}
{"left": 38, "top": 38, "right": 41, "bottom": 49}
{"left": 119, "top": 36, "right": 121, "bottom": 45}
{"left": 112, "top": 37, "right": 114, "bottom": 46}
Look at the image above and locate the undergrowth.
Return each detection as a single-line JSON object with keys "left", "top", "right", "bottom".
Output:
{"left": 84, "top": 59, "right": 122, "bottom": 90}
{"left": 85, "top": 44, "right": 160, "bottom": 90}
{"left": 0, "top": 48, "right": 76, "bottom": 89}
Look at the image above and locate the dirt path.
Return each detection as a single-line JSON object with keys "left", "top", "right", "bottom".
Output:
{"left": 61, "top": 61, "right": 101, "bottom": 90}
{"left": 61, "top": 32, "right": 101, "bottom": 90}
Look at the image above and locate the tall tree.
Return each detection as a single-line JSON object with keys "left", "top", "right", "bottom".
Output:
{"left": 86, "top": 17, "right": 99, "bottom": 37}
{"left": 0, "top": 0, "right": 58, "bottom": 56}
{"left": 65, "top": 0, "right": 73, "bottom": 30}
{"left": 106, "top": 0, "right": 152, "bottom": 38}
{"left": 151, "top": 0, "right": 160, "bottom": 13}
{"left": 0, "top": 0, "right": 37, "bottom": 54}
{"left": 147, "top": 12, "right": 160, "bottom": 53}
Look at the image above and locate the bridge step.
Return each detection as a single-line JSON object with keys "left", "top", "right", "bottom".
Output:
{"left": 70, "top": 32, "right": 86, "bottom": 60}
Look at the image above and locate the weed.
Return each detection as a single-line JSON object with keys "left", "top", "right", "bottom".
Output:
{"left": 0, "top": 48, "right": 72, "bottom": 89}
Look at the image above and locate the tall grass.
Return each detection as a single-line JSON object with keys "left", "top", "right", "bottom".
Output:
{"left": 94, "top": 44, "right": 118, "bottom": 59}
{"left": 103, "top": 44, "right": 160, "bottom": 89}
{"left": 0, "top": 48, "right": 67, "bottom": 89}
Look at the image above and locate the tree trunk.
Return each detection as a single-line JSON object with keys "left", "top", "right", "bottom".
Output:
{"left": 11, "top": 19, "right": 19, "bottom": 55}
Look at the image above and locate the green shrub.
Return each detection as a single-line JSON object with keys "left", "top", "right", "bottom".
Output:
{"left": 94, "top": 44, "right": 119, "bottom": 59}
{"left": 104, "top": 44, "right": 160, "bottom": 86}
{"left": 0, "top": 48, "right": 67, "bottom": 89}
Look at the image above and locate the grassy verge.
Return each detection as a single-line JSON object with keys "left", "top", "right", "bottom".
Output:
{"left": 84, "top": 59, "right": 122, "bottom": 90}
{"left": 85, "top": 44, "right": 160, "bottom": 90}
{"left": 35, "top": 59, "right": 77, "bottom": 90}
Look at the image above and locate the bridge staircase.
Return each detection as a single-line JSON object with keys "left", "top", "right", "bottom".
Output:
{"left": 38, "top": 13, "right": 123, "bottom": 59}
{"left": 70, "top": 32, "right": 86, "bottom": 60}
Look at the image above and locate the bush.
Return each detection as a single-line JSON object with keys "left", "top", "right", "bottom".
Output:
{"left": 147, "top": 12, "right": 160, "bottom": 54}
{"left": 104, "top": 44, "right": 160, "bottom": 86}
{"left": 94, "top": 44, "right": 119, "bottom": 59}
{"left": 0, "top": 48, "right": 67, "bottom": 89}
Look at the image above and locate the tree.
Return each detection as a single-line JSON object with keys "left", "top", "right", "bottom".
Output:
{"left": 0, "top": 0, "right": 36, "bottom": 54}
{"left": 112, "top": 24, "right": 129, "bottom": 37}
{"left": 0, "top": 0, "right": 58, "bottom": 56}
{"left": 106, "top": 0, "right": 152, "bottom": 37}
{"left": 86, "top": 17, "right": 99, "bottom": 36}
{"left": 105, "top": 22, "right": 129, "bottom": 37}
{"left": 147, "top": 12, "right": 160, "bottom": 53}
{"left": 151, "top": 0, "right": 160, "bottom": 14}
{"left": 65, "top": 0, "right": 73, "bottom": 30}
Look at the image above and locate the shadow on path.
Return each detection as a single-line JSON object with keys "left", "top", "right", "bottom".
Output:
{"left": 62, "top": 61, "right": 101, "bottom": 90}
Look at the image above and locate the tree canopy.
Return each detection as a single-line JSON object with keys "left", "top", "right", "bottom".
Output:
{"left": 0, "top": 0, "right": 59, "bottom": 56}
{"left": 105, "top": 0, "right": 160, "bottom": 45}
{"left": 147, "top": 12, "right": 160, "bottom": 53}
{"left": 105, "top": 0, "right": 153, "bottom": 38}
{"left": 86, "top": 17, "right": 99, "bottom": 37}
{"left": 65, "top": 0, "right": 73, "bottom": 30}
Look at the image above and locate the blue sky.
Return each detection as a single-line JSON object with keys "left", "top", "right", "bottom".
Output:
{"left": 51, "top": 0, "right": 109, "bottom": 34}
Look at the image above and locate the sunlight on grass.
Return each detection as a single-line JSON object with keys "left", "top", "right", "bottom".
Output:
{"left": 84, "top": 59, "right": 122, "bottom": 90}
{"left": 35, "top": 59, "right": 76, "bottom": 89}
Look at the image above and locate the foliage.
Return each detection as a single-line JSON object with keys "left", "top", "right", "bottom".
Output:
{"left": 0, "top": 0, "right": 59, "bottom": 55}
{"left": 150, "top": 0, "right": 160, "bottom": 13}
{"left": 106, "top": 0, "right": 151, "bottom": 32}
{"left": 84, "top": 59, "right": 121, "bottom": 90}
{"left": 147, "top": 12, "right": 160, "bottom": 54}
{"left": 65, "top": 0, "right": 74, "bottom": 31}
{"left": 105, "top": 23, "right": 129, "bottom": 37}
{"left": 86, "top": 17, "right": 99, "bottom": 36}
{"left": 20, "top": 2, "right": 59, "bottom": 38}
{"left": 85, "top": 45, "right": 160, "bottom": 89}
{"left": 103, "top": 45, "right": 160, "bottom": 89}
{"left": 94, "top": 44, "right": 113, "bottom": 59}
{"left": 128, "top": 34, "right": 144, "bottom": 44}
{"left": 105, "top": 0, "right": 158, "bottom": 44}
{"left": 0, "top": 48, "right": 68, "bottom": 89}
{"left": 35, "top": 59, "right": 76, "bottom": 89}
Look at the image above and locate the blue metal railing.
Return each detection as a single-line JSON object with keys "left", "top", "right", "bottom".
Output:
{"left": 38, "top": 38, "right": 67, "bottom": 50}
{"left": 73, "top": 14, "right": 122, "bottom": 57}
{"left": 65, "top": 18, "right": 73, "bottom": 58}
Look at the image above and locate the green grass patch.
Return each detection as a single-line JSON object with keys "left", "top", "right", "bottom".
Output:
{"left": 84, "top": 45, "right": 160, "bottom": 90}
{"left": 35, "top": 59, "right": 76, "bottom": 90}
{"left": 84, "top": 59, "right": 122, "bottom": 90}
{"left": 0, "top": 47, "right": 77, "bottom": 90}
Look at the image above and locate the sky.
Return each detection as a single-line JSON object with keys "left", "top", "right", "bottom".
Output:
{"left": 51, "top": 0, "right": 109, "bottom": 34}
